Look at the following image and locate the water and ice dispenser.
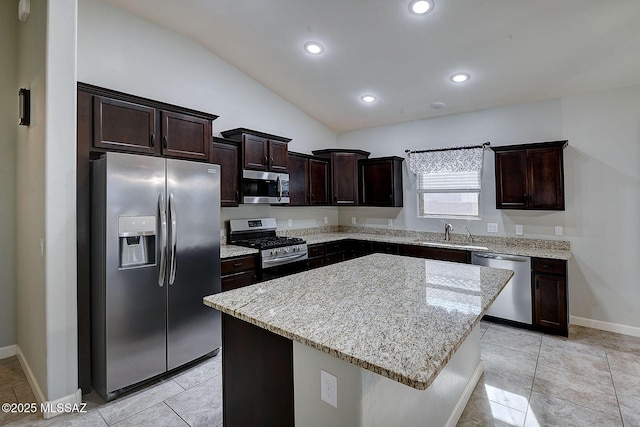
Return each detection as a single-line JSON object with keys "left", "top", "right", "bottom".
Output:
{"left": 118, "top": 216, "right": 156, "bottom": 268}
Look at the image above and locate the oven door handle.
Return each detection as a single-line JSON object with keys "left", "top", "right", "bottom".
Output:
{"left": 263, "top": 252, "right": 307, "bottom": 266}
{"left": 276, "top": 176, "right": 282, "bottom": 202}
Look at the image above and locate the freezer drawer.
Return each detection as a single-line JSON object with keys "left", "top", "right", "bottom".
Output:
{"left": 472, "top": 252, "right": 532, "bottom": 324}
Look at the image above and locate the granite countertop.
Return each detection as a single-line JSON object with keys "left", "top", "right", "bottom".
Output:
{"left": 296, "top": 232, "right": 572, "bottom": 261}
{"left": 204, "top": 253, "right": 513, "bottom": 390}
{"left": 220, "top": 229, "right": 572, "bottom": 260}
{"left": 220, "top": 245, "right": 259, "bottom": 259}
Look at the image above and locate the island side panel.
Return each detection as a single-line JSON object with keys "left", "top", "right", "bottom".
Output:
{"left": 222, "top": 314, "right": 294, "bottom": 427}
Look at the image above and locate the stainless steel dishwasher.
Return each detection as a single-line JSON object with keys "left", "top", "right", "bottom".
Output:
{"left": 471, "top": 252, "right": 532, "bottom": 325}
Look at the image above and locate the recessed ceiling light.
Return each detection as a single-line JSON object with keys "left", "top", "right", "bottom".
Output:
{"left": 430, "top": 102, "right": 446, "bottom": 109}
{"left": 304, "top": 42, "right": 324, "bottom": 55}
{"left": 409, "top": 0, "right": 433, "bottom": 15}
{"left": 361, "top": 95, "right": 377, "bottom": 103}
{"left": 450, "top": 73, "right": 471, "bottom": 83}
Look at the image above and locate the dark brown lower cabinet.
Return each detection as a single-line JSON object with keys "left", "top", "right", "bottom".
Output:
{"left": 306, "top": 243, "right": 326, "bottom": 270}
{"left": 532, "top": 258, "right": 568, "bottom": 336}
{"left": 325, "top": 241, "right": 347, "bottom": 265}
{"left": 221, "top": 254, "right": 258, "bottom": 292}
{"left": 222, "top": 314, "right": 294, "bottom": 427}
{"left": 398, "top": 244, "right": 471, "bottom": 264}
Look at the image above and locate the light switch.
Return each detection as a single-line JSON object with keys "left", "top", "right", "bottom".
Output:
{"left": 555, "top": 226, "right": 563, "bottom": 236}
{"left": 288, "top": 219, "right": 293, "bottom": 227}
{"left": 351, "top": 217, "right": 356, "bottom": 225}
{"left": 324, "top": 216, "right": 328, "bottom": 224}
{"left": 515, "top": 224, "right": 523, "bottom": 236}
{"left": 487, "top": 223, "right": 498, "bottom": 233}
{"left": 387, "top": 219, "right": 393, "bottom": 226}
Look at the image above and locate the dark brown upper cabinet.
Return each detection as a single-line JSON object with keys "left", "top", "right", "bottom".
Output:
{"left": 493, "top": 141, "right": 567, "bottom": 210}
{"left": 85, "top": 83, "right": 217, "bottom": 162}
{"left": 161, "top": 111, "right": 211, "bottom": 161}
{"left": 359, "top": 157, "right": 404, "bottom": 207}
{"left": 212, "top": 137, "right": 240, "bottom": 207}
{"left": 221, "top": 128, "right": 291, "bottom": 173}
{"left": 93, "top": 96, "right": 157, "bottom": 155}
{"left": 288, "top": 152, "right": 330, "bottom": 206}
{"left": 313, "top": 149, "right": 370, "bottom": 206}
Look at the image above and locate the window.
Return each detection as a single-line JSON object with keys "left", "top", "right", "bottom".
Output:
{"left": 408, "top": 145, "right": 485, "bottom": 218}
{"left": 418, "top": 170, "right": 481, "bottom": 218}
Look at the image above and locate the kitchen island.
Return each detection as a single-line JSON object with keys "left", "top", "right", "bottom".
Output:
{"left": 204, "top": 253, "right": 513, "bottom": 426}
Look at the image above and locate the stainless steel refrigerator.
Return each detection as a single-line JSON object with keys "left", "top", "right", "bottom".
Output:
{"left": 91, "top": 152, "right": 221, "bottom": 401}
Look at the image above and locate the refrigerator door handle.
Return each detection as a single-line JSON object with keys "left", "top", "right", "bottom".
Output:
{"left": 158, "top": 193, "right": 167, "bottom": 287}
{"left": 168, "top": 193, "right": 177, "bottom": 285}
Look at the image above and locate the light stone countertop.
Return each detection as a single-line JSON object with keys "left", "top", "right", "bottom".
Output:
{"left": 220, "top": 229, "right": 572, "bottom": 260}
{"left": 204, "top": 253, "right": 513, "bottom": 390}
{"left": 220, "top": 245, "right": 259, "bottom": 259}
{"left": 296, "top": 232, "right": 572, "bottom": 260}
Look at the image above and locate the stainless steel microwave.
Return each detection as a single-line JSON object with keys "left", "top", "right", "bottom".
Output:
{"left": 241, "top": 169, "right": 290, "bottom": 204}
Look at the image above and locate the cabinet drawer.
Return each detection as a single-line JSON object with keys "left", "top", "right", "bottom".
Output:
{"left": 532, "top": 258, "right": 566, "bottom": 275}
{"left": 221, "top": 255, "right": 258, "bottom": 275}
{"left": 325, "top": 252, "right": 345, "bottom": 265}
{"left": 372, "top": 242, "right": 399, "bottom": 254}
{"left": 308, "top": 244, "right": 326, "bottom": 258}
{"left": 326, "top": 241, "right": 346, "bottom": 254}
{"left": 348, "top": 240, "right": 372, "bottom": 253}
{"left": 307, "top": 257, "right": 325, "bottom": 270}
{"left": 221, "top": 270, "right": 257, "bottom": 292}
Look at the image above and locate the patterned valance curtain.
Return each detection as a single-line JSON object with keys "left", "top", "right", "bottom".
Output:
{"left": 408, "top": 146, "right": 484, "bottom": 174}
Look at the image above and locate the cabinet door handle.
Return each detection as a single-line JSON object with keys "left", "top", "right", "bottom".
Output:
{"left": 270, "top": 157, "right": 274, "bottom": 166}
{"left": 150, "top": 134, "right": 155, "bottom": 147}
{"left": 263, "top": 156, "right": 268, "bottom": 165}
{"left": 233, "top": 262, "right": 244, "bottom": 267}
{"left": 163, "top": 136, "right": 168, "bottom": 149}
{"left": 235, "top": 190, "right": 239, "bottom": 202}
{"left": 310, "top": 194, "right": 314, "bottom": 202}
{"left": 389, "top": 194, "right": 393, "bottom": 201}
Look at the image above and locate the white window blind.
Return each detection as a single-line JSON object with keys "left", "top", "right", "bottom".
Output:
{"left": 418, "top": 171, "right": 481, "bottom": 217}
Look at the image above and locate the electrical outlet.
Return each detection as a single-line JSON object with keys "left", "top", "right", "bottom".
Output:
{"left": 320, "top": 370, "right": 337, "bottom": 408}
{"left": 487, "top": 223, "right": 498, "bottom": 233}
{"left": 324, "top": 216, "right": 328, "bottom": 225}
{"left": 515, "top": 224, "right": 524, "bottom": 236}
{"left": 351, "top": 217, "right": 356, "bottom": 225}
{"left": 387, "top": 219, "right": 393, "bottom": 226}
{"left": 288, "top": 219, "right": 293, "bottom": 227}
{"left": 555, "top": 226, "right": 563, "bottom": 236}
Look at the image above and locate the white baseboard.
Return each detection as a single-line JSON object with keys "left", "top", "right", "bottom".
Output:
{"left": 16, "top": 346, "right": 46, "bottom": 405}
{"left": 16, "top": 346, "right": 82, "bottom": 419}
{"left": 0, "top": 344, "right": 17, "bottom": 359}
{"left": 570, "top": 315, "right": 640, "bottom": 337}
{"left": 40, "top": 389, "right": 83, "bottom": 420}
{"left": 445, "top": 360, "right": 484, "bottom": 427}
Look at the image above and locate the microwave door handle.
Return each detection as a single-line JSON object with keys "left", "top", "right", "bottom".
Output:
{"left": 276, "top": 176, "right": 282, "bottom": 202}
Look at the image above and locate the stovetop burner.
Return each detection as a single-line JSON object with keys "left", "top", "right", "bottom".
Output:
{"left": 235, "top": 236, "right": 306, "bottom": 250}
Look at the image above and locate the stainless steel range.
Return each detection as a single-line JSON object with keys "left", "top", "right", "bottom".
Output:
{"left": 228, "top": 218, "right": 308, "bottom": 278}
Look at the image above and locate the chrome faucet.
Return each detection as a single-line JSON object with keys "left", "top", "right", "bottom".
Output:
{"left": 464, "top": 226, "right": 474, "bottom": 244}
{"left": 441, "top": 220, "right": 453, "bottom": 241}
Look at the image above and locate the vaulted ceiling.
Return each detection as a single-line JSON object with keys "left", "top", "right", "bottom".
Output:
{"left": 107, "top": 0, "right": 640, "bottom": 132}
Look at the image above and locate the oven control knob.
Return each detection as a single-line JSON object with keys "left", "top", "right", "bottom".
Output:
{"left": 284, "top": 247, "right": 291, "bottom": 253}
{"left": 271, "top": 250, "right": 277, "bottom": 256}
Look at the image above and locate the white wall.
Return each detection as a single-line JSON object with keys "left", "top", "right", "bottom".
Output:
{"left": 77, "top": 0, "right": 339, "bottom": 231}
{"left": 44, "top": 0, "right": 78, "bottom": 401}
{"left": 561, "top": 87, "right": 640, "bottom": 330}
{"left": 16, "top": 0, "right": 78, "bottom": 402}
{"left": 16, "top": 0, "right": 48, "bottom": 392}
{"left": 0, "top": 0, "right": 18, "bottom": 350}
{"left": 338, "top": 89, "right": 640, "bottom": 330}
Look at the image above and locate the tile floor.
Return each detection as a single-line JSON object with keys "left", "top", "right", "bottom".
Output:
{"left": 0, "top": 322, "right": 638, "bottom": 426}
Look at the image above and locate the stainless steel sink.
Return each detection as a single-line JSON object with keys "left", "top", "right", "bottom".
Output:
{"left": 413, "top": 241, "right": 489, "bottom": 251}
